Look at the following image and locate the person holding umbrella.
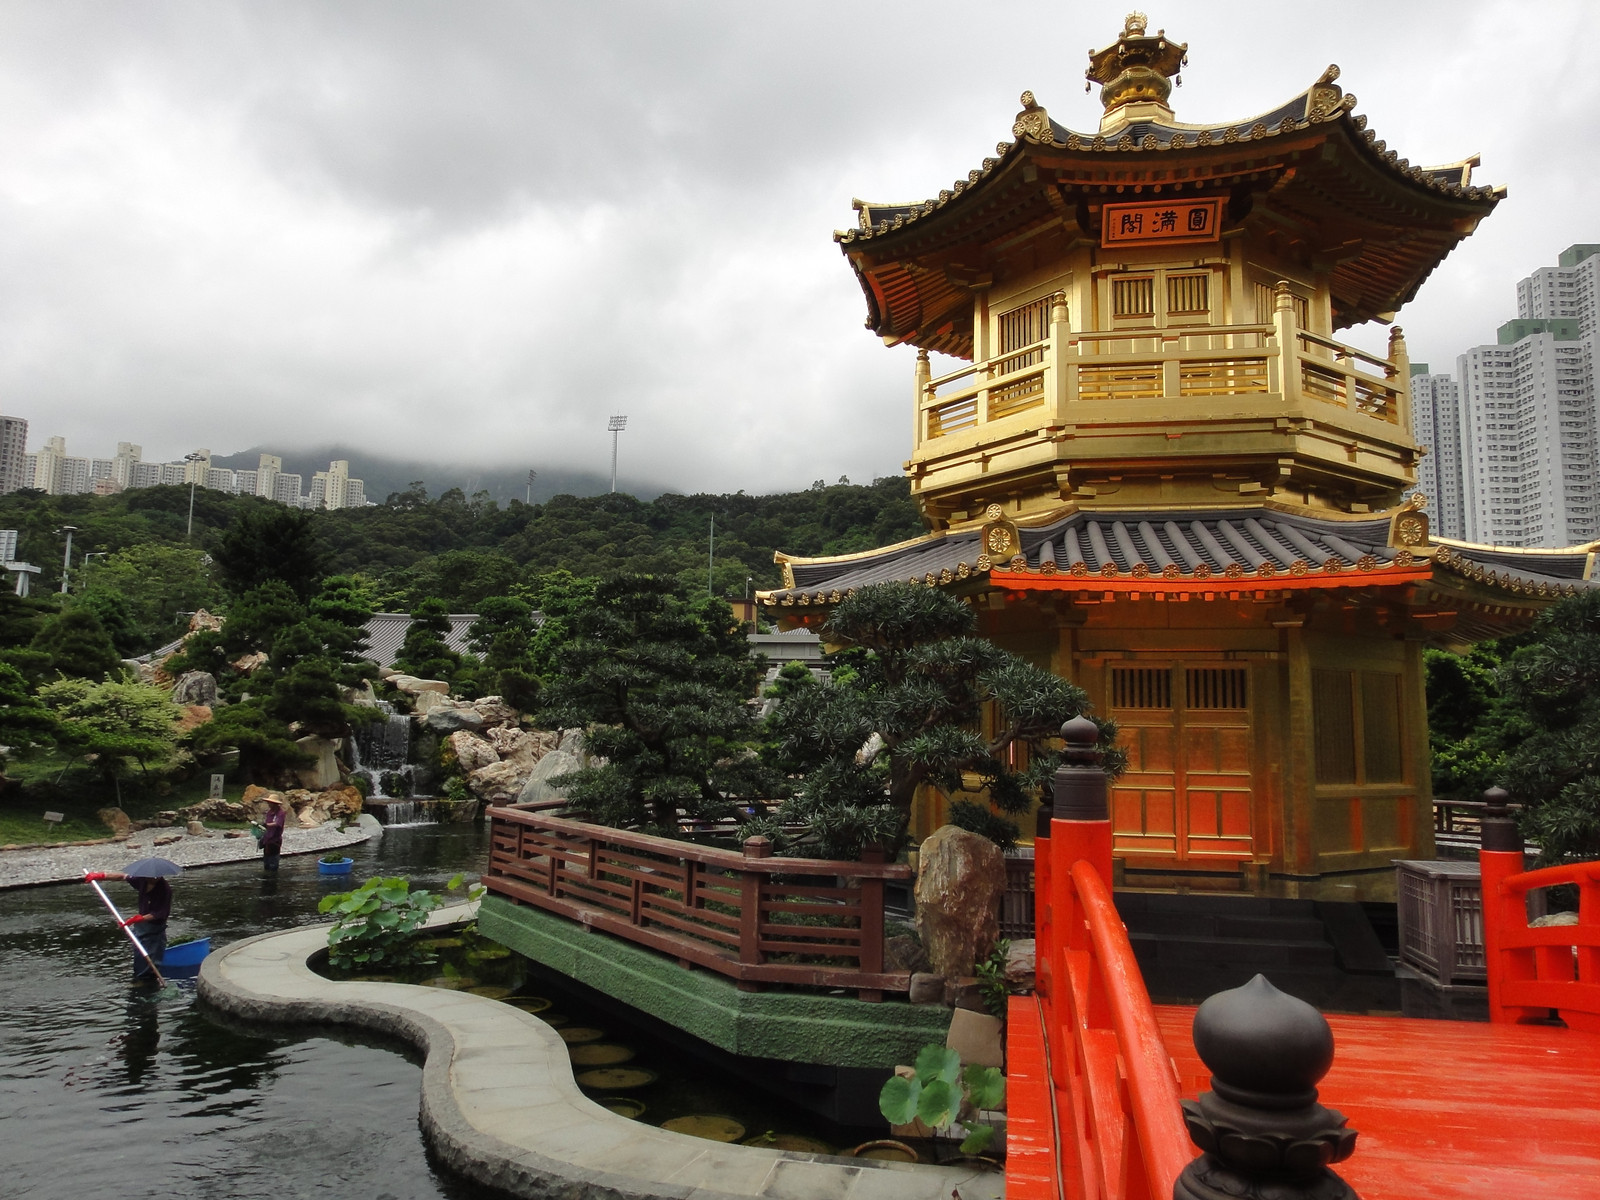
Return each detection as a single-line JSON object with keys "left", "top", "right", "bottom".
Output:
{"left": 83, "top": 858, "right": 180, "bottom": 985}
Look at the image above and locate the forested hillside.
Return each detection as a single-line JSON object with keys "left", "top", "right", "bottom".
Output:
{"left": 0, "top": 477, "right": 922, "bottom": 654}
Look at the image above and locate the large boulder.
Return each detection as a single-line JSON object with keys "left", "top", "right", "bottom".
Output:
{"left": 426, "top": 707, "right": 485, "bottom": 734}
{"left": 467, "top": 760, "right": 530, "bottom": 803}
{"left": 178, "top": 798, "right": 249, "bottom": 823}
{"left": 515, "top": 748, "right": 583, "bottom": 806}
{"left": 391, "top": 675, "right": 449, "bottom": 696}
{"left": 412, "top": 689, "right": 457, "bottom": 716}
{"left": 294, "top": 735, "right": 343, "bottom": 789}
{"left": 241, "top": 784, "right": 282, "bottom": 821}
{"left": 486, "top": 726, "right": 542, "bottom": 770}
{"left": 471, "top": 696, "right": 519, "bottom": 729}
{"left": 915, "top": 825, "right": 1005, "bottom": 981}
{"left": 171, "top": 671, "right": 219, "bottom": 706}
{"left": 98, "top": 807, "right": 133, "bottom": 839}
{"left": 176, "top": 704, "right": 213, "bottom": 733}
{"left": 448, "top": 730, "right": 500, "bottom": 774}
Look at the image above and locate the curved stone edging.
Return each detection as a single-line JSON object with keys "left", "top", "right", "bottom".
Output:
{"left": 198, "top": 904, "right": 1002, "bottom": 1200}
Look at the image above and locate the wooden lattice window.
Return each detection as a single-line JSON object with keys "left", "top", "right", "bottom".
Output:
{"left": 1112, "top": 666, "right": 1172, "bottom": 709}
{"left": 1361, "top": 672, "right": 1404, "bottom": 783}
{"left": 1112, "top": 276, "right": 1155, "bottom": 318}
{"left": 1312, "top": 669, "right": 1357, "bottom": 784}
{"left": 1167, "top": 273, "right": 1210, "bottom": 315}
{"left": 1186, "top": 667, "right": 1248, "bottom": 710}
{"left": 998, "top": 298, "right": 1049, "bottom": 369}
{"left": 1311, "top": 668, "right": 1405, "bottom": 784}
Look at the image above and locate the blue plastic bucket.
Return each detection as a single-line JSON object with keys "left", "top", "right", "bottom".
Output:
{"left": 318, "top": 857, "right": 354, "bottom": 876}
{"left": 160, "top": 938, "right": 211, "bottom": 969}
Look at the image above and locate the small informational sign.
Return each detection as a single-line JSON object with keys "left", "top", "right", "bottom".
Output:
{"left": 209, "top": 774, "right": 226, "bottom": 799}
{"left": 42, "top": 811, "right": 64, "bottom": 825}
{"left": 1101, "top": 197, "right": 1222, "bottom": 248}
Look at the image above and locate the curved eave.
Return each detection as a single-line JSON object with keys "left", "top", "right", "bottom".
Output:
{"left": 838, "top": 69, "right": 1501, "bottom": 350}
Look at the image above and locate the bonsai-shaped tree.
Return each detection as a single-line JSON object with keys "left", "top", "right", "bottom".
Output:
{"left": 538, "top": 574, "right": 765, "bottom": 833}
{"left": 393, "top": 598, "right": 461, "bottom": 683}
{"left": 0, "top": 662, "right": 57, "bottom": 781}
{"left": 29, "top": 607, "right": 124, "bottom": 683}
{"left": 39, "top": 677, "right": 182, "bottom": 792}
{"left": 463, "top": 595, "right": 541, "bottom": 711}
{"left": 753, "top": 582, "right": 1113, "bottom": 858}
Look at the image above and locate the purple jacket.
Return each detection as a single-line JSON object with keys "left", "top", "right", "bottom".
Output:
{"left": 261, "top": 804, "right": 287, "bottom": 849}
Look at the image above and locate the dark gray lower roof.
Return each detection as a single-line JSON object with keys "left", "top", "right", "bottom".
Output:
{"left": 767, "top": 508, "right": 1594, "bottom": 605}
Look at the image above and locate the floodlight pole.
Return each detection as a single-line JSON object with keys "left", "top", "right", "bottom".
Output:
{"left": 184, "top": 451, "right": 205, "bottom": 540}
{"left": 58, "top": 526, "right": 77, "bottom": 594}
{"left": 608, "top": 415, "right": 628, "bottom": 493}
{"left": 708, "top": 513, "right": 715, "bottom": 596}
{"left": 526, "top": 469, "right": 537, "bottom": 504}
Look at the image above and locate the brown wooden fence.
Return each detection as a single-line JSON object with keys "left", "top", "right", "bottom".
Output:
{"left": 484, "top": 802, "right": 913, "bottom": 1001}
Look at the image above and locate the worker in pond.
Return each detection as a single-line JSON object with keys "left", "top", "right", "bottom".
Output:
{"left": 259, "top": 793, "right": 289, "bottom": 872}
{"left": 83, "top": 869, "right": 172, "bottom": 985}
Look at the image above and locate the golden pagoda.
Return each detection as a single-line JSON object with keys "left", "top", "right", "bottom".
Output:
{"left": 763, "top": 15, "right": 1597, "bottom": 891}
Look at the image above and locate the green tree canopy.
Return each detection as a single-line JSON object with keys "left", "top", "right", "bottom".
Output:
{"left": 213, "top": 504, "right": 327, "bottom": 600}
{"left": 189, "top": 701, "right": 313, "bottom": 785}
{"left": 39, "top": 677, "right": 182, "bottom": 785}
{"left": 76, "top": 543, "right": 222, "bottom": 652}
{"left": 393, "top": 598, "right": 460, "bottom": 682}
{"left": 29, "top": 608, "right": 124, "bottom": 683}
{"left": 539, "top": 575, "right": 764, "bottom": 832}
{"left": 0, "top": 662, "right": 58, "bottom": 776}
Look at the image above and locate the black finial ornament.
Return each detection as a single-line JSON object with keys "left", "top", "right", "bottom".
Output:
{"left": 1479, "top": 786, "right": 1523, "bottom": 854}
{"left": 1050, "top": 716, "right": 1107, "bottom": 822}
{"left": 1175, "top": 975, "right": 1360, "bottom": 1200}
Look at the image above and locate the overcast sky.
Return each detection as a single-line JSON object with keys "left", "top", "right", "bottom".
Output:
{"left": 2, "top": 1, "right": 1594, "bottom": 494}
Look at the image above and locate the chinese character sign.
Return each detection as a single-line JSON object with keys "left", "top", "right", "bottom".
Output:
{"left": 1102, "top": 198, "right": 1221, "bottom": 247}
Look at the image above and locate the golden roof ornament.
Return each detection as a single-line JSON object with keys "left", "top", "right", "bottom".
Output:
{"left": 1086, "top": 12, "right": 1188, "bottom": 130}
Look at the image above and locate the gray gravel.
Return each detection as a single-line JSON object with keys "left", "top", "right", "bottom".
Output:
{"left": 0, "top": 814, "right": 382, "bottom": 889}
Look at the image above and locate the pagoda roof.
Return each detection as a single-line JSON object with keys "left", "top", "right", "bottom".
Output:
{"left": 762, "top": 503, "right": 1592, "bottom": 645}
{"left": 838, "top": 66, "right": 1502, "bottom": 357}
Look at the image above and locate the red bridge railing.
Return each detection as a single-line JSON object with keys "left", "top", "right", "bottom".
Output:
{"left": 483, "top": 801, "right": 911, "bottom": 1001}
{"left": 1024, "top": 718, "right": 1193, "bottom": 1200}
{"left": 1481, "top": 844, "right": 1600, "bottom": 1033}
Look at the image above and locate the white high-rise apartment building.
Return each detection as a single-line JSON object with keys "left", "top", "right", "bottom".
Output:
{"left": 309, "top": 459, "right": 365, "bottom": 509}
{"left": 30, "top": 436, "right": 94, "bottom": 496}
{"left": 1449, "top": 244, "right": 1600, "bottom": 548}
{"left": 1410, "top": 365, "right": 1468, "bottom": 539}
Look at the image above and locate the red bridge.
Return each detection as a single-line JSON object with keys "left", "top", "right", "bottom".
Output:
{"left": 1006, "top": 778, "right": 1600, "bottom": 1199}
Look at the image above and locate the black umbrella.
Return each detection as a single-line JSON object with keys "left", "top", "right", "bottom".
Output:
{"left": 122, "top": 857, "right": 182, "bottom": 879}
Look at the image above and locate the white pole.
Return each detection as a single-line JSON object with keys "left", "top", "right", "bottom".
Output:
{"left": 708, "top": 513, "right": 715, "bottom": 596}
{"left": 59, "top": 528, "right": 74, "bottom": 594}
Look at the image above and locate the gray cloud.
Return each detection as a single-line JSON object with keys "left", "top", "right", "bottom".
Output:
{"left": 1, "top": 0, "right": 1593, "bottom": 493}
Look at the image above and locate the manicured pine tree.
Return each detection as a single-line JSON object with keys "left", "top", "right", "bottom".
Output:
{"left": 538, "top": 574, "right": 764, "bottom": 832}
{"left": 393, "top": 598, "right": 461, "bottom": 683}
{"left": 29, "top": 607, "right": 124, "bottom": 682}
{"left": 755, "top": 582, "right": 1112, "bottom": 858}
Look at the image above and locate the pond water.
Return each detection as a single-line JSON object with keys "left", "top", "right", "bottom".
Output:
{"left": 0, "top": 825, "right": 487, "bottom": 1200}
{"left": 0, "top": 823, "right": 889, "bottom": 1199}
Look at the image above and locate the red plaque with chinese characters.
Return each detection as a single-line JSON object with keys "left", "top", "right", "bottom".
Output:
{"left": 1101, "top": 198, "right": 1222, "bottom": 247}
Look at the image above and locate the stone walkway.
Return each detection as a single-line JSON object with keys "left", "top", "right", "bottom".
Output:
{"left": 200, "top": 904, "right": 1004, "bottom": 1200}
{"left": 0, "top": 815, "right": 382, "bottom": 889}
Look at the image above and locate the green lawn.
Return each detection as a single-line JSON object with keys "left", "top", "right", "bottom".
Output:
{"left": 0, "top": 750, "right": 254, "bottom": 846}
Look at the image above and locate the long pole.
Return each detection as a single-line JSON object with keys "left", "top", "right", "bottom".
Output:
{"left": 59, "top": 527, "right": 75, "bottom": 594}
{"left": 611, "top": 430, "right": 619, "bottom": 493}
{"left": 84, "top": 875, "right": 165, "bottom": 987}
{"left": 708, "top": 513, "right": 715, "bottom": 596}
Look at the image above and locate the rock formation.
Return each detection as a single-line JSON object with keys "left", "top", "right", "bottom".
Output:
{"left": 914, "top": 825, "right": 1005, "bottom": 980}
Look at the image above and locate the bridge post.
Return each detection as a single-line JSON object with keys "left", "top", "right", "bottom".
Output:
{"left": 1478, "top": 786, "right": 1527, "bottom": 1023}
{"left": 1046, "top": 716, "right": 1113, "bottom": 1076}
{"left": 1175, "top": 974, "right": 1360, "bottom": 1200}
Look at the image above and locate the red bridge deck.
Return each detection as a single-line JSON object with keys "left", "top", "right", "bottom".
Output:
{"left": 1006, "top": 812, "right": 1600, "bottom": 1200}
{"left": 1157, "top": 1006, "right": 1600, "bottom": 1199}
{"left": 1008, "top": 995, "right": 1600, "bottom": 1199}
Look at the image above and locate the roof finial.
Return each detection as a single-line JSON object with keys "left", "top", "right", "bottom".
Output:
{"left": 1086, "top": 13, "right": 1188, "bottom": 131}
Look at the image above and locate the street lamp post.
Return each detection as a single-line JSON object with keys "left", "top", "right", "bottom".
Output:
{"left": 184, "top": 451, "right": 205, "bottom": 540}
{"left": 57, "top": 526, "right": 78, "bottom": 594}
{"left": 608, "top": 416, "right": 628, "bottom": 493}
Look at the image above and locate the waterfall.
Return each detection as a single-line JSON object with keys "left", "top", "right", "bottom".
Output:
{"left": 349, "top": 704, "right": 435, "bottom": 823}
